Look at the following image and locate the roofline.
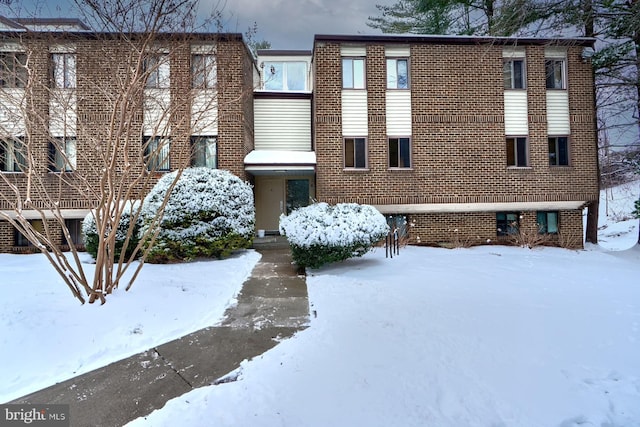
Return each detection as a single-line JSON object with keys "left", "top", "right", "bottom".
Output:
{"left": 0, "top": 15, "right": 26, "bottom": 31}
{"left": 257, "top": 49, "right": 312, "bottom": 56}
{"left": 0, "top": 29, "right": 245, "bottom": 41}
{"left": 13, "top": 17, "right": 91, "bottom": 31}
{"left": 313, "top": 33, "right": 596, "bottom": 48}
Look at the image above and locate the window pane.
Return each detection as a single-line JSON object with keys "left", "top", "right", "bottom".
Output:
{"left": 516, "top": 137, "right": 527, "bottom": 167}
{"left": 344, "top": 138, "right": 355, "bottom": 167}
{"left": 503, "top": 61, "right": 512, "bottom": 89}
{"left": 353, "top": 59, "right": 365, "bottom": 89}
{"left": 66, "top": 138, "right": 77, "bottom": 170}
{"left": 342, "top": 59, "right": 353, "bottom": 88}
{"left": 558, "top": 137, "right": 568, "bottom": 165}
{"left": 158, "top": 57, "right": 170, "bottom": 88}
{"left": 355, "top": 138, "right": 366, "bottom": 168}
{"left": 547, "top": 212, "right": 558, "bottom": 233}
{"left": 65, "top": 54, "right": 76, "bottom": 88}
{"left": 513, "top": 60, "right": 523, "bottom": 89}
{"left": 537, "top": 211, "right": 547, "bottom": 233}
{"left": 387, "top": 59, "right": 397, "bottom": 89}
{"left": 205, "top": 139, "right": 217, "bottom": 168}
{"left": 506, "top": 138, "right": 515, "bottom": 166}
{"left": 399, "top": 138, "right": 411, "bottom": 167}
{"left": 286, "top": 62, "right": 306, "bottom": 91}
{"left": 389, "top": 138, "right": 399, "bottom": 167}
{"left": 52, "top": 54, "right": 65, "bottom": 88}
{"left": 265, "top": 62, "right": 283, "bottom": 90}
{"left": 397, "top": 59, "right": 408, "bottom": 89}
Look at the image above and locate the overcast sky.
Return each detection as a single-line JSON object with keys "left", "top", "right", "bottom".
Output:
{"left": 211, "top": 0, "right": 388, "bottom": 50}
{"left": 9, "top": 0, "right": 389, "bottom": 50}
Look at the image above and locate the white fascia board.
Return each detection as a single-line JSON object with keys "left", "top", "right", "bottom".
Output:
{"left": 244, "top": 150, "right": 316, "bottom": 165}
{"left": 373, "top": 201, "right": 587, "bottom": 214}
{"left": 1, "top": 209, "right": 91, "bottom": 220}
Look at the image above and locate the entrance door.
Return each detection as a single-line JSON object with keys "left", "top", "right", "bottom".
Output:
{"left": 255, "top": 177, "right": 284, "bottom": 232}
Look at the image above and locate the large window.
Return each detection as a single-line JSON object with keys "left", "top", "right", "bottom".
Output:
{"left": 145, "top": 54, "right": 170, "bottom": 89}
{"left": 0, "top": 52, "right": 27, "bottom": 88}
{"left": 192, "top": 54, "right": 216, "bottom": 89}
{"left": 342, "top": 58, "right": 365, "bottom": 89}
{"left": 264, "top": 61, "right": 307, "bottom": 91}
{"left": 48, "top": 137, "right": 76, "bottom": 172}
{"left": 387, "top": 58, "right": 408, "bottom": 89}
{"left": 545, "top": 59, "right": 565, "bottom": 89}
{"left": 548, "top": 136, "right": 569, "bottom": 166}
{"left": 537, "top": 211, "right": 559, "bottom": 234}
{"left": 496, "top": 212, "right": 519, "bottom": 236}
{"left": 51, "top": 53, "right": 76, "bottom": 89}
{"left": 14, "top": 220, "right": 43, "bottom": 247}
{"left": 1, "top": 137, "right": 26, "bottom": 172}
{"left": 191, "top": 136, "right": 217, "bottom": 168}
{"left": 506, "top": 137, "right": 528, "bottom": 167}
{"left": 143, "top": 136, "right": 170, "bottom": 171}
{"left": 344, "top": 137, "right": 367, "bottom": 169}
{"left": 388, "top": 137, "right": 411, "bottom": 168}
{"left": 503, "top": 59, "right": 525, "bottom": 89}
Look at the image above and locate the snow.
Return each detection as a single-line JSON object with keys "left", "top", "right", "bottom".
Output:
{"left": 280, "top": 202, "right": 389, "bottom": 247}
{"left": 1, "top": 181, "right": 639, "bottom": 427}
{"left": 0, "top": 250, "right": 260, "bottom": 403}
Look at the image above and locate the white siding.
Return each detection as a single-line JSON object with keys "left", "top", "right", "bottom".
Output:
{"left": 385, "top": 46, "right": 410, "bottom": 57}
{"left": 341, "top": 46, "right": 366, "bottom": 57}
{"left": 546, "top": 91, "right": 571, "bottom": 134}
{"left": 49, "top": 91, "right": 77, "bottom": 137}
{"left": 341, "top": 91, "right": 368, "bottom": 136}
{"left": 504, "top": 91, "right": 528, "bottom": 135}
{"left": 143, "top": 89, "right": 171, "bottom": 136}
{"left": 386, "top": 91, "right": 411, "bottom": 135}
{"left": 254, "top": 98, "right": 311, "bottom": 151}
{"left": 191, "top": 90, "right": 218, "bottom": 135}
{"left": 0, "top": 89, "right": 26, "bottom": 135}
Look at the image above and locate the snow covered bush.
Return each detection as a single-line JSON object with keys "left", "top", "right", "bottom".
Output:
{"left": 82, "top": 201, "right": 142, "bottom": 260}
{"left": 141, "top": 167, "right": 255, "bottom": 263}
{"left": 279, "top": 202, "right": 389, "bottom": 269}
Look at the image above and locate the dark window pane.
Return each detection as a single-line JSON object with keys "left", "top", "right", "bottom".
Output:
{"left": 516, "top": 137, "right": 527, "bottom": 167}
{"left": 355, "top": 138, "right": 366, "bottom": 168}
{"left": 506, "top": 138, "right": 515, "bottom": 166}
{"left": 513, "top": 60, "right": 523, "bottom": 89}
{"left": 397, "top": 59, "right": 408, "bottom": 89}
{"left": 389, "top": 138, "right": 399, "bottom": 167}
{"left": 399, "top": 138, "right": 411, "bottom": 167}
{"left": 558, "top": 137, "right": 568, "bottom": 165}
{"left": 286, "top": 179, "right": 309, "bottom": 214}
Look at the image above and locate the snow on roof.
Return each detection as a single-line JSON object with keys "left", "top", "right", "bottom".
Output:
{"left": 244, "top": 150, "right": 316, "bottom": 166}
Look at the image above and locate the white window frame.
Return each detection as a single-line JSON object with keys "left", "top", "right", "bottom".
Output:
{"left": 545, "top": 59, "right": 566, "bottom": 90}
{"left": 503, "top": 58, "right": 526, "bottom": 89}
{"left": 144, "top": 136, "right": 170, "bottom": 171}
{"left": 0, "top": 52, "right": 27, "bottom": 88}
{"left": 190, "top": 136, "right": 217, "bottom": 168}
{"left": 386, "top": 58, "right": 409, "bottom": 89}
{"left": 51, "top": 53, "right": 76, "bottom": 89}
{"left": 1, "top": 137, "right": 26, "bottom": 172}
{"left": 145, "top": 54, "right": 170, "bottom": 89}
{"left": 192, "top": 54, "right": 216, "bottom": 89}
{"left": 342, "top": 58, "right": 365, "bottom": 89}
{"left": 49, "top": 137, "right": 76, "bottom": 172}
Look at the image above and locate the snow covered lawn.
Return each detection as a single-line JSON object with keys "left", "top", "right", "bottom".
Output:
{"left": 129, "top": 244, "right": 640, "bottom": 427}
{"left": 0, "top": 250, "right": 260, "bottom": 403}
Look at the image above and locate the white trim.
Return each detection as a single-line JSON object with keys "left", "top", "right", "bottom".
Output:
{"left": 385, "top": 45, "right": 410, "bottom": 57}
{"left": 191, "top": 44, "right": 216, "bottom": 54}
{"left": 340, "top": 46, "right": 366, "bottom": 57}
{"left": 1, "top": 209, "right": 90, "bottom": 220}
{"left": 373, "top": 201, "right": 586, "bottom": 214}
{"left": 502, "top": 47, "right": 525, "bottom": 58}
{"left": 0, "top": 42, "right": 25, "bottom": 52}
{"left": 49, "top": 44, "right": 76, "bottom": 53}
{"left": 544, "top": 47, "right": 567, "bottom": 59}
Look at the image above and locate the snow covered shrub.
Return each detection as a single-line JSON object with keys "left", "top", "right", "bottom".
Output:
{"left": 141, "top": 167, "right": 255, "bottom": 263}
{"left": 82, "top": 201, "right": 142, "bottom": 260}
{"left": 279, "top": 202, "right": 389, "bottom": 269}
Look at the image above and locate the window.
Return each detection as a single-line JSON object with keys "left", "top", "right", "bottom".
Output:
{"left": 264, "top": 61, "right": 307, "bottom": 91}
{"left": 0, "top": 52, "right": 27, "bottom": 88}
{"left": 51, "top": 53, "right": 76, "bottom": 89}
{"left": 191, "top": 136, "right": 217, "bottom": 168}
{"left": 192, "top": 54, "right": 216, "bottom": 89}
{"left": 537, "top": 211, "right": 559, "bottom": 234}
{"left": 545, "top": 59, "right": 565, "bottom": 89}
{"left": 344, "top": 137, "right": 367, "bottom": 168}
{"left": 48, "top": 137, "right": 76, "bottom": 172}
{"left": 286, "top": 179, "right": 310, "bottom": 214}
{"left": 1, "top": 137, "right": 26, "bottom": 172}
{"left": 506, "top": 137, "right": 528, "bottom": 167}
{"left": 388, "top": 137, "right": 411, "bottom": 168}
{"left": 145, "top": 54, "right": 170, "bottom": 89}
{"left": 143, "top": 136, "right": 170, "bottom": 171}
{"left": 496, "top": 212, "right": 519, "bottom": 236}
{"left": 63, "top": 219, "right": 83, "bottom": 247}
{"left": 387, "top": 58, "right": 408, "bottom": 89}
{"left": 548, "top": 136, "right": 569, "bottom": 166}
{"left": 14, "top": 219, "right": 43, "bottom": 247}
{"left": 342, "top": 58, "right": 365, "bottom": 89}
{"left": 503, "top": 59, "right": 525, "bottom": 89}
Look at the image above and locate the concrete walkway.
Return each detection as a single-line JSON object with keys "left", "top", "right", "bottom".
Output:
{"left": 10, "top": 240, "right": 308, "bottom": 427}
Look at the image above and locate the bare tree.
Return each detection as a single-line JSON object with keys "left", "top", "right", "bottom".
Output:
{"left": 0, "top": 0, "right": 254, "bottom": 303}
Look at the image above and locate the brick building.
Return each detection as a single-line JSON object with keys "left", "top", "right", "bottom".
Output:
{"left": 0, "top": 17, "right": 598, "bottom": 253}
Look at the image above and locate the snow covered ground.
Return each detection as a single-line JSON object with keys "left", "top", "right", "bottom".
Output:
{"left": 1, "top": 182, "right": 639, "bottom": 426}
